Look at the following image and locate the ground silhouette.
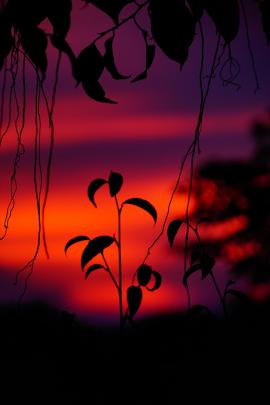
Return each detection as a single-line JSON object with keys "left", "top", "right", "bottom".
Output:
{"left": 1, "top": 299, "right": 270, "bottom": 404}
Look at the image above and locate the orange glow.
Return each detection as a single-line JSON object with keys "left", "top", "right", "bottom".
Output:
{"left": 198, "top": 215, "right": 249, "bottom": 241}
{"left": 195, "top": 178, "right": 249, "bottom": 212}
{"left": 222, "top": 241, "right": 261, "bottom": 262}
{"left": 196, "top": 179, "right": 219, "bottom": 208}
{"left": 70, "top": 281, "right": 184, "bottom": 318}
{"left": 0, "top": 143, "right": 257, "bottom": 320}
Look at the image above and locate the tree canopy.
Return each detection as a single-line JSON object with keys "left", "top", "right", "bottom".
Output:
{"left": 0, "top": 0, "right": 269, "bottom": 102}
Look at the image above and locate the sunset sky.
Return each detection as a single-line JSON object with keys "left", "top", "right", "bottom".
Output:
{"left": 1, "top": 0, "right": 270, "bottom": 324}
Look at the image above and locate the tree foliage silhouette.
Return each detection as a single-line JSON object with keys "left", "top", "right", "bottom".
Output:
{"left": 190, "top": 111, "right": 270, "bottom": 288}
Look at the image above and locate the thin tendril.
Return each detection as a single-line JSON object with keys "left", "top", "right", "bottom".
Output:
{"left": 42, "top": 50, "right": 62, "bottom": 259}
{"left": 219, "top": 45, "right": 241, "bottom": 90}
{"left": 0, "top": 44, "right": 26, "bottom": 240}
{"left": 93, "top": 0, "right": 150, "bottom": 44}
{"left": 0, "top": 58, "right": 8, "bottom": 139}
{"left": 0, "top": 49, "right": 16, "bottom": 145}
{"left": 15, "top": 72, "right": 42, "bottom": 302}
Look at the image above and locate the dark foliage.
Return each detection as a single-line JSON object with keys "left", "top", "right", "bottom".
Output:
{"left": 150, "top": 0, "right": 196, "bottom": 67}
{"left": 203, "top": 0, "right": 240, "bottom": 43}
{"left": 20, "top": 26, "right": 48, "bottom": 79}
{"left": 66, "top": 172, "right": 159, "bottom": 325}
{"left": 108, "top": 171, "right": 123, "bottom": 196}
{"left": 191, "top": 112, "right": 270, "bottom": 285}
{"left": 167, "top": 219, "right": 183, "bottom": 247}
{"left": 127, "top": 285, "right": 142, "bottom": 318}
{"left": 82, "top": 0, "right": 133, "bottom": 23}
{"left": 103, "top": 35, "right": 130, "bottom": 80}
{"left": 137, "top": 264, "right": 152, "bottom": 287}
{"left": 81, "top": 235, "right": 115, "bottom": 269}
{"left": 123, "top": 197, "right": 157, "bottom": 223}
{"left": 88, "top": 178, "right": 108, "bottom": 207}
{"left": 146, "top": 270, "right": 162, "bottom": 291}
{"left": 0, "top": 0, "right": 268, "bottom": 100}
{"left": 259, "top": 0, "right": 270, "bottom": 43}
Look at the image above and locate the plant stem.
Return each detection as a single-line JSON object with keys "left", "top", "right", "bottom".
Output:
{"left": 189, "top": 223, "right": 228, "bottom": 319}
{"left": 115, "top": 196, "right": 124, "bottom": 334}
{"left": 210, "top": 272, "right": 228, "bottom": 319}
{"left": 101, "top": 252, "right": 119, "bottom": 291}
{"left": 93, "top": 0, "right": 150, "bottom": 45}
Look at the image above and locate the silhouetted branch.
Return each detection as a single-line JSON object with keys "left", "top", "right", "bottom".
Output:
{"left": 93, "top": 0, "right": 150, "bottom": 44}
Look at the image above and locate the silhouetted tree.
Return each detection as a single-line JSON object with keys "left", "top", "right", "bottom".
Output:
{"left": 190, "top": 110, "right": 270, "bottom": 285}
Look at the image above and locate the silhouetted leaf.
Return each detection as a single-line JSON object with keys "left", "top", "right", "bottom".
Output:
{"left": 65, "top": 235, "right": 90, "bottom": 255}
{"left": 75, "top": 44, "right": 104, "bottom": 83}
{"left": 183, "top": 264, "right": 201, "bottom": 286}
{"left": 127, "top": 285, "right": 142, "bottom": 318}
{"left": 167, "top": 219, "right": 183, "bottom": 247}
{"left": 187, "top": 0, "right": 204, "bottom": 21}
{"left": 81, "top": 236, "right": 114, "bottom": 269}
{"left": 225, "top": 289, "right": 249, "bottom": 303}
{"left": 20, "top": 27, "right": 48, "bottom": 79}
{"left": 82, "top": 78, "right": 117, "bottom": 104}
{"left": 50, "top": 34, "right": 74, "bottom": 56}
{"left": 74, "top": 45, "right": 116, "bottom": 103}
{"left": 146, "top": 270, "right": 162, "bottom": 292}
{"left": 85, "top": 264, "right": 105, "bottom": 279}
{"left": 137, "top": 264, "right": 152, "bottom": 287}
{"left": 204, "top": 0, "right": 240, "bottom": 43}
{"left": 146, "top": 44, "right": 156, "bottom": 68}
{"left": 132, "top": 44, "right": 156, "bottom": 83}
{"left": 82, "top": 0, "right": 133, "bottom": 23}
{"left": 131, "top": 70, "right": 147, "bottom": 83}
{"left": 150, "top": 0, "right": 196, "bottom": 67}
{"left": 200, "top": 254, "right": 215, "bottom": 279}
{"left": 47, "top": 0, "right": 72, "bottom": 38}
{"left": 108, "top": 171, "right": 123, "bottom": 197}
{"left": 123, "top": 198, "right": 157, "bottom": 223}
{"left": 5, "top": 0, "right": 47, "bottom": 29}
{"left": 196, "top": 217, "right": 213, "bottom": 226}
{"left": 225, "top": 279, "right": 236, "bottom": 291}
{"left": 88, "top": 178, "right": 107, "bottom": 207}
{"left": 104, "top": 36, "right": 130, "bottom": 80}
{"left": 259, "top": 0, "right": 270, "bottom": 43}
{"left": 49, "top": 34, "right": 77, "bottom": 71}
{"left": 190, "top": 249, "right": 202, "bottom": 265}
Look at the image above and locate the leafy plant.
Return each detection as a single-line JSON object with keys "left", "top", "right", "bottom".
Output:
{"left": 65, "top": 171, "right": 162, "bottom": 330}
{"left": 167, "top": 216, "right": 247, "bottom": 317}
